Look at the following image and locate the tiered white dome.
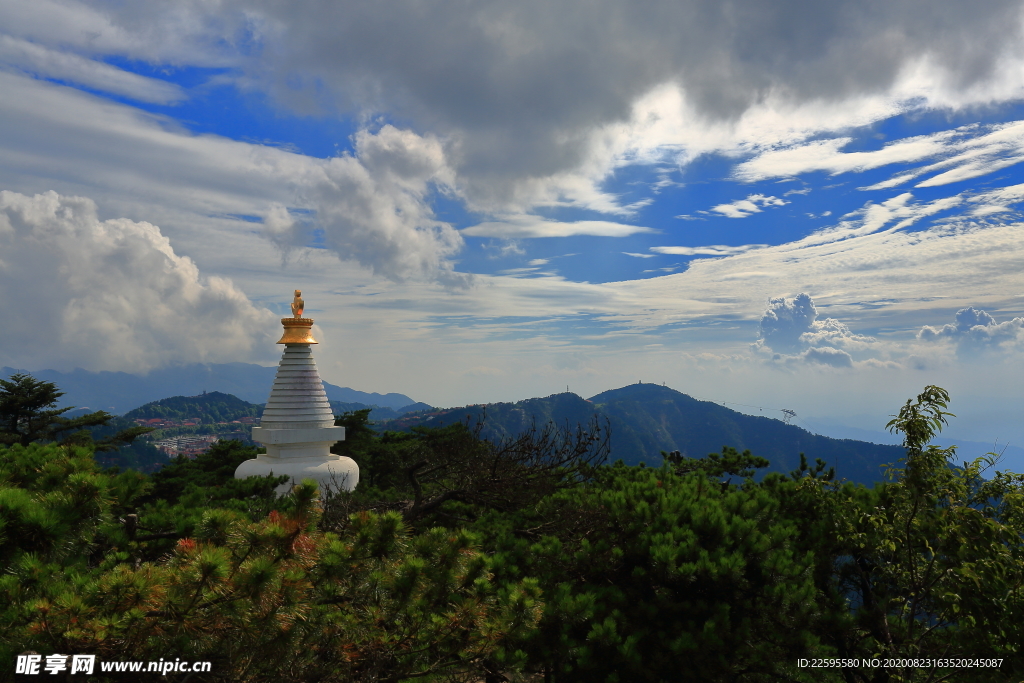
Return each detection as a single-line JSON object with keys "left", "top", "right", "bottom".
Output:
{"left": 259, "top": 345, "right": 336, "bottom": 429}
{"left": 234, "top": 306, "right": 359, "bottom": 494}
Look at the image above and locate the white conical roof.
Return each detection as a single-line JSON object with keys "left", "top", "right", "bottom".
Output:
{"left": 258, "top": 345, "right": 336, "bottom": 429}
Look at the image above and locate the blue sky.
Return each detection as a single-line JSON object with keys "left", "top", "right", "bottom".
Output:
{"left": 2, "top": 0, "right": 1024, "bottom": 466}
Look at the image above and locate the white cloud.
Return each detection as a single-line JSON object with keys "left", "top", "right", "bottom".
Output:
{"left": 0, "top": 35, "right": 186, "bottom": 104}
{"left": 622, "top": 252, "right": 656, "bottom": 258}
{"left": 919, "top": 306, "right": 1024, "bottom": 353}
{"left": 756, "top": 293, "right": 820, "bottom": 353}
{"left": 300, "top": 126, "right": 469, "bottom": 287}
{"left": 488, "top": 240, "right": 526, "bottom": 258}
{"left": 748, "top": 293, "right": 878, "bottom": 366}
{"left": 497, "top": 267, "right": 542, "bottom": 277}
{"left": 0, "top": 73, "right": 468, "bottom": 286}
{"left": 600, "top": 193, "right": 1024, "bottom": 367}
{"left": 734, "top": 134, "right": 952, "bottom": 182}
{"left": 800, "top": 317, "right": 874, "bottom": 351}
{"left": 463, "top": 216, "right": 656, "bottom": 238}
{"left": 708, "top": 193, "right": 787, "bottom": 218}
{"left": 801, "top": 346, "right": 854, "bottom": 368}
{"left": 966, "top": 182, "right": 1024, "bottom": 216}
{"left": 916, "top": 156, "right": 1024, "bottom": 187}
{"left": 0, "top": 0, "right": 238, "bottom": 66}
{"left": 860, "top": 172, "right": 921, "bottom": 191}
{"left": 0, "top": 190, "right": 276, "bottom": 373}
{"left": 796, "top": 192, "right": 964, "bottom": 247}
{"left": 650, "top": 244, "right": 767, "bottom": 257}
{"left": 736, "top": 121, "right": 1024, "bottom": 193}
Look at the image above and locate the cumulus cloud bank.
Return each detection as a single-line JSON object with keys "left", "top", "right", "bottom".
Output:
{"left": 754, "top": 293, "right": 874, "bottom": 367}
{"left": 919, "top": 306, "right": 1024, "bottom": 352}
{"left": 757, "top": 293, "right": 819, "bottom": 353}
{"left": 0, "top": 190, "right": 276, "bottom": 372}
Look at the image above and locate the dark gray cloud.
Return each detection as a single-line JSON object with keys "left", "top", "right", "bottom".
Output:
{"left": 237, "top": 0, "right": 1024, "bottom": 202}
{"left": 919, "top": 306, "right": 1024, "bottom": 351}
{"left": 7, "top": 0, "right": 1022, "bottom": 209}
{"left": 234, "top": 0, "right": 1024, "bottom": 201}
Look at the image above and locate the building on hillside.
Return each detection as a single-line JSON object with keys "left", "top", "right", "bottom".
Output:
{"left": 135, "top": 417, "right": 181, "bottom": 428}
{"left": 154, "top": 434, "right": 220, "bottom": 457}
{"left": 234, "top": 291, "right": 359, "bottom": 494}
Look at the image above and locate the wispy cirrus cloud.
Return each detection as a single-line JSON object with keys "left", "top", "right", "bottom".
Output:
{"left": 734, "top": 133, "right": 953, "bottom": 182}
{"left": 463, "top": 216, "right": 656, "bottom": 238}
{"left": 650, "top": 244, "right": 767, "bottom": 257}
{"left": 707, "top": 193, "right": 788, "bottom": 218}
{"left": 735, "top": 121, "right": 1024, "bottom": 192}
{"left": 0, "top": 35, "right": 186, "bottom": 104}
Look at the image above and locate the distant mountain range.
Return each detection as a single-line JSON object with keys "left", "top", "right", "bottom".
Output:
{"left": 8, "top": 365, "right": 1012, "bottom": 485}
{"left": 329, "top": 401, "right": 435, "bottom": 422}
{"left": 388, "top": 383, "right": 909, "bottom": 485}
{"left": 1, "top": 364, "right": 416, "bottom": 414}
{"left": 119, "top": 392, "right": 431, "bottom": 425}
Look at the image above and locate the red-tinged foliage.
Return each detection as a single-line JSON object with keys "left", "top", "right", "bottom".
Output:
{"left": 175, "top": 538, "right": 197, "bottom": 554}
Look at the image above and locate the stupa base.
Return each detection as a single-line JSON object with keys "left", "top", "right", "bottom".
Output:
{"left": 235, "top": 454, "right": 359, "bottom": 495}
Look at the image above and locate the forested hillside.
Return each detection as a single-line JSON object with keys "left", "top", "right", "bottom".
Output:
{"left": 389, "top": 383, "right": 905, "bottom": 485}
{"left": 124, "top": 391, "right": 261, "bottom": 423}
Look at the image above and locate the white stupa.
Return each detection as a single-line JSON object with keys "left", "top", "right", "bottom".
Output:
{"left": 234, "top": 290, "right": 359, "bottom": 494}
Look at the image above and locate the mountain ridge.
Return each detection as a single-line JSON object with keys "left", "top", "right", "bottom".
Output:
{"left": 386, "top": 383, "right": 909, "bottom": 485}
{"left": 0, "top": 364, "right": 416, "bottom": 414}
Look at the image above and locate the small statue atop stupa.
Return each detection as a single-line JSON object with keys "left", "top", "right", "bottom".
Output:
{"left": 278, "top": 289, "right": 316, "bottom": 344}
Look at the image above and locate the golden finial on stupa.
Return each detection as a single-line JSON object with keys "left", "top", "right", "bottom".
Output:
{"left": 277, "top": 289, "right": 318, "bottom": 344}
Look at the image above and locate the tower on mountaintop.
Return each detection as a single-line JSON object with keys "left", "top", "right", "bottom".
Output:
{"left": 234, "top": 290, "right": 359, "bottom": 494}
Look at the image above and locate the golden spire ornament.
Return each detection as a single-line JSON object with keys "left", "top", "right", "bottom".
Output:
{"left": 276, "top": 289, "right": 318, "bottom": 344}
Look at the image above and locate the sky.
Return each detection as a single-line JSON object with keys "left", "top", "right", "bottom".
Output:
{"left": 3, "top": 0, "right": 1024, "bottom": 462}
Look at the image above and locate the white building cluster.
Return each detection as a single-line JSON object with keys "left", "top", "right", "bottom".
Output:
{"left": 153, "top": 434, "right": 219, "bottom": 457}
